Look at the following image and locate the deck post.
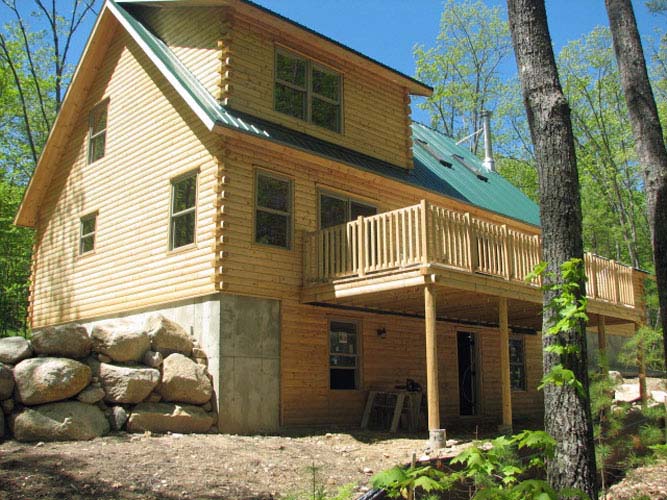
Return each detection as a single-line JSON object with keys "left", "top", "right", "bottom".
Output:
{"left": 597, "top": 315, "right": 608, "bottom": 373}
{"left": 424, "top": 282, "right": 443, "bottom": 447}
{"left": 498, "top": 296, "right": 513, "bottom": 433}
{"left": 637, "top": 322, "right": 648, "bottom": 406}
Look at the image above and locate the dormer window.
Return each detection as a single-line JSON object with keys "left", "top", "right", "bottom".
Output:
{"left": 274, "top": 49, "right": 341, "bottom": 133}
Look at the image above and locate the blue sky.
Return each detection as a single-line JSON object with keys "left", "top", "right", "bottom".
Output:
{"left": 251, "top": 0, "right": 665, "bottom": 124}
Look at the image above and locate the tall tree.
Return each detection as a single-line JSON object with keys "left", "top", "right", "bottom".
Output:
{"left": 506, "top": 0, "right": 597, "bottom": 498}
{"left": 414, "top": 0, "right": 511, "bottom": 154}
{"left": 605, "top": 0, "right": 667, "bottom": 371}
{"left": 559, "top": 28, "right": 651, "bottom": 269}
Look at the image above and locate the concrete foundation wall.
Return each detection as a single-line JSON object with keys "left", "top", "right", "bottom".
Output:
{"left": 218, "top": 294, "right": 281, "bottom": 434}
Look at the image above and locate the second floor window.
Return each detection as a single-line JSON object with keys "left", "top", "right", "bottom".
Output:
{"left": 255, "top": 170, "right": 292, "bottom": 249}
{"left": 275, "top": 49, "right": 341, "bottom": 133}
{"left": 80, "top": 213, "right": 97, "bottom": 255}
{"left": 170, "top": 173, "right": 197, "bottom": 249}
{"left": 88, "top": 100, "right": 108, "bottom": 164}
{"left": 319, "top": 192, "right": 376, "bottom": 229}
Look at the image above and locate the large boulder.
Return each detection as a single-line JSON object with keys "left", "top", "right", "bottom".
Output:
{"left": 0, "top": 363, "right": 14, "bottom": 400}
{"left": 126, "top": 402, "right": 213, "bottom": 434}
{"left": 76, "top": 384, "right": 105, "bottom": 404}
{"left": 91, "top": 321, "right": 150, "bottom": 362}
{"left": 158, "top": 353, "right": 212, "bottom": 405}
{"left": 31, "top": 324, "right": 91, "bottom": 359}
{"left": 99, "top": 363, "right": 160, "bottom": 404}
{"left": 0, "top": 337, "right": 32, "bottom": 365}
{"left": 14, "top": 358, "right": 91, "bottom": 405}
{"left": 12, "top": 401, "right": 109, "bottom": 442}
{"left": 145, "top": 315, "right": 193, "bottom": 357}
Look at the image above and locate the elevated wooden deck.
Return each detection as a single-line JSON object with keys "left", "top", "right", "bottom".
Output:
{"left": 302, "top": 200, "right": 642, "bottom": 328}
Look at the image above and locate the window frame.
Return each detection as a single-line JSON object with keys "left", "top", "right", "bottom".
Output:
{"left": 254, "top": 168, "right": 294, "bottom": 250}
{"left": 318, "top": 189, "right": 377, "bottom": 229}
{"left": 169, "top": 171, "right": 199, "bottom": 251}
{"left": 274, "top": 47, "right": 342, "bottom": 133}
{"left": 87, "top": 99, "right": 108, "bottom": 164}
{"left": 509, "top": 336, "right": 527, "bottom": 391}
{"left": 328, "top": 318, "right": 361, "bottom": 391}
{"left": 79, "top": 212, "right": 97, "bottom": 255}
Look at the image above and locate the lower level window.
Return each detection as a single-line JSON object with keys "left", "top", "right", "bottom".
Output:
{"left": 329, "top": 320, "right": 359, "bottom": 390}
{"left": 509, "top": 338, "right": 526, "bottom": 390}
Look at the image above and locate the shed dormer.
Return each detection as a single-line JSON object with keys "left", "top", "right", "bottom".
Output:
{"left": 125, "top": 0, "right": 432, "bottom": 170}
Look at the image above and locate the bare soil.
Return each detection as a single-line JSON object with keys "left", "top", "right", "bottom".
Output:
{"left": 0, "top": 430, "right": 473, "bottom": 500}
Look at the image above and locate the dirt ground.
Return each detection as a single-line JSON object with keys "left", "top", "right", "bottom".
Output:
{"left": 0, "top": 430, "right": 474, "bottom": 500}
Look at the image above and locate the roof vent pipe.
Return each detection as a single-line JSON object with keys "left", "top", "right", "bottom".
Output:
{"left": 481, "top": 110, "right": 495, "bottom": 172}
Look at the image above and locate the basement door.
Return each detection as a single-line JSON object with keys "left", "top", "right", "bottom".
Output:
{"left": 457, "top": 331, "right": 479, "bottom": 416}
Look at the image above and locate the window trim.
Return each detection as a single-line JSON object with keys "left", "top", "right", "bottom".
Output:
{"left": 254, "top": 168, "right": 294, "bottom": 250}
{"left": 328, "top": 318, "right": 361, "bottom": 391}
{"left": 509, "top": 336, "right": 527, "bottom": 392}
{"left": 169, "top": 171, "right": 198, "bottom": 251}
{"left": 318, "top": 189, "right": 377, "bottom": 229}
{"left": 79, "top": 212, "right": 98, "bottom": 255}
{"left": 274, "top": 47, "right": 343, "bottom": 133}
{"left": 87, "top": 99, "right": 108, "bottom": 164}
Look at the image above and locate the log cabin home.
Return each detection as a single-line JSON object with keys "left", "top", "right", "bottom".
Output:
{"left": 14, "top": 0, "right": 648, "bottom": 436}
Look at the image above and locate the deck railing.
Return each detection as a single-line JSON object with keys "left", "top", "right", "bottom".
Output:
{"left": 303, "top": 200, "right": 635, "bottom": 307}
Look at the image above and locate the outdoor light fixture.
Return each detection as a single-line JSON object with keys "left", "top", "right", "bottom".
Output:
{"left": 376, "top": 327, "right": 387, "bottom": 339}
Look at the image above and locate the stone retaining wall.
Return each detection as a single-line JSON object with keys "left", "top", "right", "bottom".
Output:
{"left": 0, "top": 315, "right": 217, "bottom": 441}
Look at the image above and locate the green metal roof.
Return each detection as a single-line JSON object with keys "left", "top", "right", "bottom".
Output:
{"left": 112, "top": 1, "right": 540, "bottom": 228}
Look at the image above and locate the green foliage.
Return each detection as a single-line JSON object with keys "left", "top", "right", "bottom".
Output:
{"left": 371, "top": 430, "right": 586, "bottom": 500}
{"left": 0, "top": 178, "right": 32, "bottom": 336}
{"left": 527, "top": 258, "right": 588, "bottom": 396}
{"left": 286, "top": 464, "right": 355, "bottom": 500}
{"left": 619, "top": 325, "right": 665, "bottom": 373}
{"left": 413, "top": 0, "right": 512, "bottom": 155}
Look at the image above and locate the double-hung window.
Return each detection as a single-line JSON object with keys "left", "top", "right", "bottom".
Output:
{"left": 329, "top": 320, "right": 359, "bottom": 390}
{"left": 319, "top": 191, "right": 376, "bottom": 229}
{"left": 255, "top": 170, "right": 292, "bottom": 249}
{"left": 88, "top": 100, "right": 108, "bottom": 164}
{"left": 275, "top": 49, "right": 341, "bottom": 132}
{"left": 170, "top": 173, "right": 197, "bottom": 250}
{"left": 509, "top": 337, "right": 526, "bottom": 390}
{"left": 79, "top": 213, "right": 97, "bottom": 255}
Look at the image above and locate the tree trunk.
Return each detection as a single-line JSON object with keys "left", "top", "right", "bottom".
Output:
{"left": 506, "top": 1, "right": 598, "bottom": 498}
{"left": 605, "top": 0, "right": 667, "bottom": 374}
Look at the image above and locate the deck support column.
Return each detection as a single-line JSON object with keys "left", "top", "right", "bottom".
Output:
{"left": 598, "top": 315, "right": 608, "bottom": 373}
{"left": 498, "top": 296, "right": 513, "bottom": 433}
{"left": 424, "top": 282, "right": 443, "bottom": 448}
{"left": 637, "top": 322, "right": 648, "bottom": 406}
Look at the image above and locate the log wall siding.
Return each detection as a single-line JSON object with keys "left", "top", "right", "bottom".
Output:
{"left": 30, "top": 27, "right": 220, "bottom": 327}
{"left": 219, "top": 135, "right": 539, "bottom": 299}
{"left": 281, "top": 300, "right": 543, "bottom": 426}
{"left": 132, "top": 6, "right": 223, "bottom": 99}
{"left": 227, "top": 12, "right": 413, "bottom": 170}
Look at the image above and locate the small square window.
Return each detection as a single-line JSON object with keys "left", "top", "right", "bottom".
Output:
{"left": 79, "top": 214, "right": 97, "bottom": 255}
{"left": 509, "top": 338, "right": 526, "bottom": 391}
{"left": 255, "top": 171, "right": 292, "bottom": 249}
{"left": 170, "top": 174, "right": 197, "bottom": 249}
{"left": 88, "top": 101, "right": 108, "bottom": 164}
{"left": 329, "top": 320, "right": 359, "bottom": 390}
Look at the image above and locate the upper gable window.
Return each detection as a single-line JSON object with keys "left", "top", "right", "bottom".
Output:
{"left": 275, "top": 49, "right": 341, "bottom": 133}
{"left": 88, "top": 100, "right": 108, "bottom": 164}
